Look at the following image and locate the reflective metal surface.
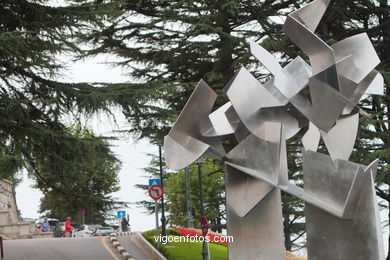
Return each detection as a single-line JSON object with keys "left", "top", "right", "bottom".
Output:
{"left": 205, "top": 102, "right": 238, "bottom": 137}
{"left": 226, "top": 165, "right": 285, "bottom": 260}
{"left": 320, "top": 113, "right": 359, "bottom": 161}
{"left": 164, "top": 80, "right": 225, "bottom": 170}
{"left": 302, "top": 122, "right": 320, "bottom": 152}
{"left": 163, "top": 0, "right": 385, "bottom": 258}
{"left": 305, "top": 155, "right": 384, "bottom": 259}
{"left": 224, "top": 67, "right": 300, "bottom": 139}
{"left": 332, "top": 33, "right": 380, "bottom": 84}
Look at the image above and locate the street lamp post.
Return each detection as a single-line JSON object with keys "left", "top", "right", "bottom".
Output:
{"left": 185, "top": 167, "right": 193, "bottom": 228}
{"left": 197, "top": 159, "right": 209, "bottom": 260}
{"left": 89, "top": 180, "right": 94, "bottom": 223}
{"left": 158, "top": 145, "right": 167, "bottom": 237}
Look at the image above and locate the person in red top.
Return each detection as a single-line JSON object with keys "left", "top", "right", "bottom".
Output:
{"left": 64, "top": 217, "right": 73, "bottom": 237}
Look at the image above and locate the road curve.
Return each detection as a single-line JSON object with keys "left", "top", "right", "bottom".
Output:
{"left": 3, "top": 237, "right": 120, "bottom": 260}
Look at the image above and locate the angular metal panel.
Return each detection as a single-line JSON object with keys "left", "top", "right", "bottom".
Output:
{"left": 205, "top": 102, "right": 237, "bottom": 137}
{"left": 224, "top": 67, "right": 300, "bottom": 138}
{"left": 302, "top": 122, "right": 320, "bottom": 152}
{"left": 283, "top": 56, "right": 312, "bottom": 94}
{"left": 289, "top": 0, "right": 331, "bottom": 33}
{"left": 290, "top": 80, "right": 348, "bottom": 132}
{"left": 365, "top": 71, "right": 384, "bottom": 95}
{"left": 303, "top": 151, "right": 360, "bottom": 214}
{"left": 164, "top": 135, "right": 209, "bottom": 171}
{"left": 251, "top": 42, "right": 310, "bottom": 99}
{"left": 164, "top": 80, "right": 225, "bottom": 170}
{"left": 320, "top": 113, "right": 359, "bottom": 161}
{"left": 306, "top": 171, "right": 384, "bottom": 260}
{"left": 225, "top": 165, "right": 273, "bottom": 218}
{"left": 283, "top": 15, "right": 335, "bottom": 74}
{"left": 233, "top": 122, "right": 250, "bottom": 143}
{"left": 332, "top": 33, "right": 380, "bottom": 84}
{"left": 226, "top": 165, "right": 285, "bottom": 260}
{"left": 226, "top": 123, "right": 286, "bottom": 186}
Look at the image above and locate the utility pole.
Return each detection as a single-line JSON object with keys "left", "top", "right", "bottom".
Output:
{"left": 158, "top": 144, "right": 167, "bottom": 237}
{"left": 155, "top": 201, "right": 160, "bottom": 249}
{"left": 197, "top": 159, "right": 209, "bottom": 260}
{"left": 185, "top": 167, "right": 193, "bottom": 228}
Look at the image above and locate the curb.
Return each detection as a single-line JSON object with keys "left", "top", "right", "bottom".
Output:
{"left": 134, "top": 232, "right": 167, "bottom": 260}
{"left": 109, "top": 232, "right": 135, "bottom": 260}
{"left": 108, "top": 232, "right": 167, "bottom": 260}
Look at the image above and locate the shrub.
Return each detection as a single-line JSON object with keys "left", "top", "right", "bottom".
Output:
{"left": 142, "top": 231, "right": 169, "bottom": 258}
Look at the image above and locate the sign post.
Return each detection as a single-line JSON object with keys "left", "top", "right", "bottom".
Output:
{"left": 80, "top": 209, "right": 85, "bottom": 225}
{"left": 149, "top": 183, "right": 164, "bottom": 249}
{"left": 200, "top": 216, "right": 209, "bottom": 236}
{"left": 197, "top": 160, "right": 209, "bottom": 260}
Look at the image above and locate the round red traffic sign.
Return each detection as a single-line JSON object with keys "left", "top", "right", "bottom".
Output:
{"left": 148, "top": 184, "right": 164, "bottom": 200}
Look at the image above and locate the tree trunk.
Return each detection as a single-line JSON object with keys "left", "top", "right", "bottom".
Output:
{"left": 283, "top": 211, "right": 292, "bottom": 251}
{"left": 387, "top": 198, "right": 390, "bottom": 260}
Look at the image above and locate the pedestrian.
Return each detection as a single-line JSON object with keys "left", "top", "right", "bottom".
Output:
{"left": 121, "top": 217, "right": 129, "bottom": 232}
{"left": 40, "top": 217, "right": 50, "bottom": 232}
{"left": 64, "top": 217, "right": 73, "bottom": 237}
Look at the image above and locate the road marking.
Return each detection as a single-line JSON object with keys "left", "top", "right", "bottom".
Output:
{"left": 100, "top": 237, "right": 121, "bottom": 260}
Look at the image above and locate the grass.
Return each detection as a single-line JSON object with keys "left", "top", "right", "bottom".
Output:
{"left": 164, "top": 239, "right": 227, "bottom": 260}
{"left": 142, "top": 230, "right": 306, "bottom": 260}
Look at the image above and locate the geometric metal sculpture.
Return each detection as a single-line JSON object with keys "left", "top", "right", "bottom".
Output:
{"left": 164, "top": 0, "right": 385, "bottom": 258}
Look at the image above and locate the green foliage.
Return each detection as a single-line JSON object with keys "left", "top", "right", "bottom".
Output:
{"left": 142, "top": 231, "right": 170, "bottom": 258}
{"left": 85, "top": 0, "right": 306, "bottom": 143}
{"left": 0, "top": 0, "right": 141, "bottom": 225}
{"left": 137, "top": 156, "right": 225, "bottom": 232}
{"left": 36, "top": 125, "right": 124, "bottom": 224}
{"left": 165, "top": 160, "right": 225, "bottom": 232}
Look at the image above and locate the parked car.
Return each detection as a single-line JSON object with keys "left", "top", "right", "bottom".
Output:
{"left": 53, "top": 222, "right": 65, "bottom": 237}
{"left": 92, "top": 227, "right": 115, "bottom": 237}
{"left": 74, "top": 225, "right": 102, "bottom": 237}
{"left": 53, "top": 222, "right": 81, "bottom": 237}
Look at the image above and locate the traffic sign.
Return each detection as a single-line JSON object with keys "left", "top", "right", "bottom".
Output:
{"left": 148, "top": 179, "right": 161, "bottom": 188}
{"left": 80, "top": 209, "right": 85, "bottom": 216}
{"left": 148, "top": 184, "right": 164, "bottom": 200}
{"left": 200, "top": 216, "right": 209, "bottom": 236}
{"left": 117, "top": 210, "right": 126, "bottom": 219}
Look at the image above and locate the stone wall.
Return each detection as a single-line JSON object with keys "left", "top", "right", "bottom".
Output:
{"left": 0, "top": 179, "right": 19, "bottom": 224}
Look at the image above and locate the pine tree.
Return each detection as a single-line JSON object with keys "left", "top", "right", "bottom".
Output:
{"left": 89, "top": 0, "right": 310, "bottom": 249}
{"left": 85, "top": 0, "right": 306, "bottom": 142}
{"left": 0, "top": 0, "right": 135, "bottom": 220}
{"left": 36, "top": 126, "right": 124, "bottom": 224}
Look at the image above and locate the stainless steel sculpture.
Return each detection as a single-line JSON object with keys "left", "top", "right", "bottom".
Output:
{"left": 164, "top": 0, "right": 385, "bottom": 258}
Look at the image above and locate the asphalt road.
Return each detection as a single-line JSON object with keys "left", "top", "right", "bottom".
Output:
{"left": 3, "top": 237, "right": 121, "bottom": 260}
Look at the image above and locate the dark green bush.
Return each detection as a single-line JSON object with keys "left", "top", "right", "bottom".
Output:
{"left": 142, "top": 231, "right": 169, "bottom": 258}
